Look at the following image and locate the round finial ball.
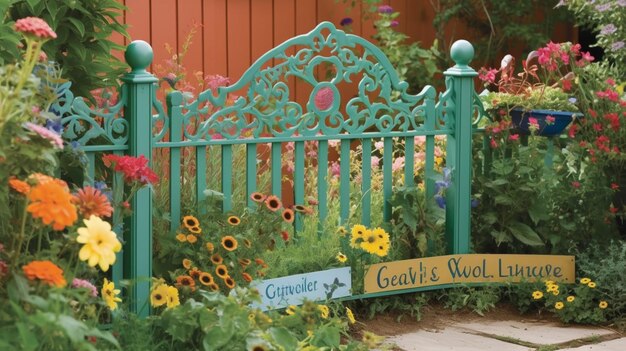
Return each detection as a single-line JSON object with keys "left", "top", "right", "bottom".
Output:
{"left": 125, "top": 40, "right": 153, "bottom": 71}
{"left": 450, "top": 40, "right": 474, "bottom": 67}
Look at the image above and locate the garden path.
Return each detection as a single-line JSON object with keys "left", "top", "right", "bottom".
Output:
{"left": 362, "top": 305, "right": 624, "bottom": 351}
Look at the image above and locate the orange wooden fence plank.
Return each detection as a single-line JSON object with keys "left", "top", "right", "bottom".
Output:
{"left": 227, "top": 0, "right": 251, "bottom": 81}
{"left": 251, "top": 0, "right": 274, "bottom": 64}
{"left": 203, "top": 0, "right": 228, "bottom": 76}
{"left": 177, "top": 0, "right": 204, "bottom": 84}
{"left": 294, "top": 0, "right": 317, "bottom": 106}
{"left": 389, "top": 0, "right": 407, "bottom": 37}
{"left": 150, "top": 0, "right": 177, "bottom": 78}
{"left": 109, "top": 0, "right": 126, "bottom": 61}
{"left": 125, "top": 0, "right": 151, "bottom": 42}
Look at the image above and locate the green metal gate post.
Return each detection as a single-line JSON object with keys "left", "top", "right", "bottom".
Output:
{"left": 444, "top": 40, "right": 477, "bottom": 254}
{"left": 121, "top": 40, "right": 157, "bottom": 317}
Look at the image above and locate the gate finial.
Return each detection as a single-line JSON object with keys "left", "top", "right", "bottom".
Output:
{"left": 450, "top": 40, "right": 474, "bottom": 69}
{"left": 125, "top": 40, "right": 154, "bottom": 74}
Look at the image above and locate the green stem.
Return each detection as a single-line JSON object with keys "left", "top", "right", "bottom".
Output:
{"left": 10, "top": 197, "right": 30, "bottom": 268}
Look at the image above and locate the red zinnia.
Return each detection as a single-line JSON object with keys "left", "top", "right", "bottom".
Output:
{"left": 102, "top": 154, "right": 158, "bottom": 185}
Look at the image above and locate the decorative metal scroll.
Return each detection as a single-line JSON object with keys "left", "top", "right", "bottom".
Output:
{"left": 168, "top": 21, "right": 441, "bottom": 142}
{"left": 435, "top": 76, "right": 455, "bottom": 130}
{"left": 57, "top": 84, "right": 128, "bottom": 146}
{"left": 471, "top": 90, "right": 489, "bottom": 127}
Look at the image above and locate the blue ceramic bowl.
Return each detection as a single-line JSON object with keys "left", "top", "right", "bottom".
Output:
{"left": 510, "top": 109, "right": 579, "bottom": 136}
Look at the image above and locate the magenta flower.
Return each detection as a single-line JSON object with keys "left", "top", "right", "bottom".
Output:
{"left": 14, "top": 17, "right": 57, "bottom": 39}
{"left": 390, "top": 20, "right": 399, "bottom": 27}
{"left": 72, "top": 278, "right": 98, "bottom": 297}
{"left": 314, "top": 87, "right": 334, "bottom": 111}
{"left": 378, "top": 5, "right": 393, "bottom": 14}
{"left": 546, "top": 115, "right": 555, "bottom": 125}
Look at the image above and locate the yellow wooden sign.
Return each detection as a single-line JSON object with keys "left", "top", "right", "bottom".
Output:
{"left": 364, "top": 254, "right": 575, "bottom": 294}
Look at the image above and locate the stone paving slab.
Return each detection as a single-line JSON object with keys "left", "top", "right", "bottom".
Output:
{"left": 454, "top": 320, "right": 615, "bottom": 345}
{"left": 560, "top": 337, "right": 626, "bottom": 351}
{"left": 384, "top": 328, "right": 532, "bottom": 351}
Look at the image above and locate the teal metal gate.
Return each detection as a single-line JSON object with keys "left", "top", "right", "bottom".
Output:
{"left": 60, "top": 22, "right": 484, "bottom": 316}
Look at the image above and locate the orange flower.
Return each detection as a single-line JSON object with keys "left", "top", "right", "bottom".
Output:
{"left": 243, "top": 239, "right": 251, "bottom": 248}
{"left": 175, "top": 275, "right": 196, "bottom": 291}
{"left": 22, "top": 260, "right": 66, "bottom": 287}
{"left": 175, "top": 233, "right": 187, "bottom": 242}
{"left": 215, "top": 264, "right": 229, "bottom": 278}
{"left": 208, "top": 282, "right": 220, "bottom": 292}
{"left": 206, "top": 242, "right": 215, "bottom": 252}
{"left": 211, "top": 253, "right": 223, "bottom": 265}
{"left": 73, "top": 186, "right": 113, "bottom": 218}
{"left": 221, "top": 236, "right": 238, "bottom": 251}
{"left": 282, "top": 209, "right": 294, "bottom": 223}
{"left": 186, "top": 234, "right": 197, "bottom": 243}
{"left": 189, "top": 267, "right": 201, "bottom": 279}
{"left": 265, "top": 195, "right": 282, "bottom": 211}
{"left": 27, "top": 180, "right": 77, "bottom": 230}
{"left": 227, "top": 216, "right": 241, "bottom": 226}
{"left": 255, "top": 258, "right": 266, "bottom": 266}
{"left": 250, "top": 192, "right": 267, "bottom": 203}
{"left": 199, "top": 272, "right": 214, "bottom": 286}
{"left": 242, "top": 272, "right": 253, "bottom": 283}
{"left": 9, "top": 177, "right": 30, "bottom": 194}
{"left": 224, "top": 276, "right": 236, "bottom": 289}
{"left": 28, "top": 173, "right": 55, "bottom": 185}
{"left": 182, "top": 259, "right": 192, "bottom": 269}
{"left": 239, "top": 258, "right": 251, "bottom": 267}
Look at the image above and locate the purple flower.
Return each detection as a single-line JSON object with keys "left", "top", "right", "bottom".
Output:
{"left": 595, "top": 3, "right": 611, "bottom": 11}
{"left": 390, "top": 20, "right": 399, "bottom": 27}
{"left": 340, "top": 17, "right": 353, "bottom": 26}
{"left": 471, "top": 198, "right": 480, "bottom": 208}
{"left": 378, "top": 5, "right": 393, "bottom": 14}
{"left": 600, "top": 24, "right": 617, "bottom": 35}
{"left": 45, "top": 119, "right": 62, "bottom": 134}
{"left": 611, "top": 41, "right": 625, "bottom": 51}
{"left": 617, "top": 0, "right": 626, "bottom": 6}
{"left": 435, "top": 195, "right": 446, "bottom": 209}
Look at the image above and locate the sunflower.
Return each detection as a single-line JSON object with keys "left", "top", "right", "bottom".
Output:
{"left": 243, "top": 239, "right": 252, "bottom": 248}
{"left": 250, "top": 345, "right": 269, "bottom": 351}
{"left": 102, "top": 278, "right": 122, "bottom": 311}
{"left": 186, "top": 234, "right": 198, "bottom": 244}
{"left": 580, "top": 277, "right": 591, "bottom": 284}
{"left": 350, "top": 228, "right": 369, "bottom": 248}
{"left": 351, "top": 224, "right": 367, "bottom": 237}
{"left": 285, "top": 305, "right": 297, "bottom": 315}
{"left": 374, "top": 242, "right": 390, "bottom": 257}
{"left": 336, "top": 252, "right": 347, "bottom": 263}
{"left": 199, "top": 272, "right": 214, "bottom": 286}
{"left": 206, "top": 242, "right": 215, "bottom": 252}
{"left": 293, "top": 205, "right": 308, "bottom": 213}
{"left": 346, "top": 307, "right": 356, "bottom": 324}
{"left": 373, "top": 227, "right": 390, "bottom": 243}
{"left": 336, "top": 226, "right": 348, "bottom": 236}
{"left": 182, "top": 215, "right": 200, "bottom": 230}
{"left": 166, "top": 286, "right": 180, "bottom": 309}
{"left": 215, "top": 264, "right": 229, "bottom": 278}
{"left": 182, "top": 259, "right": 192, "bottom": 269}
{"left": 227, "top": 216, "right": 241, "bottom": 226}
{"left": 318, "top": 305, "right": 330, "bottom": 319}
{"left": 566, "top": 296, "right": 575, "bottom": 303}
{"left": 588, "top": 282, "right": 597, "bottom": 288}
{"left": 150, "top": 284, "right": 169, "bottom": 307}
{"left": 208, "top": 282, "right": 220, "bottom": 292}
{"left": 554, "top": 302, "right": 564, "bottom": 310}
{"left": 175, "top": 275, "right": 196, "bottom": 291}
{"left": 360, "top": 230, "right": 380, "bottom": 254}
{"left": 221, "top": 236, "right": 238, "bottom": 251}
{"left": 242, "top": 272, "right": 253, "bottom": 282}
{"left": 532, "top": 291, "right": 543, "bottom": 300}
{"left": 224, "top": 276, "right": 236, "bottom": 289}
{"left": 175, "top": 233, "right": 187, "bottom": 242}
{"left": 281, "top": 209, "right": 294, "bottom": 223}
{"left": 188, "top": 226, "right": 202, "bottom": 234}
{"left": 189, "top": 267, "right": 201, "bottom": 279}
{"left": 265, "top": 195, "right": 282, "bottom": 211}
{"left": 250, "top": 192, "right": 267, "bottom": 203}
{"left": 211, "top": 253, "right": 223, "bottom": 265}
{"left": 599, "top": 301, "right": 608, "bottom": 309}
{"left": 239, "top": 258, "right": 251, "bottom": 267}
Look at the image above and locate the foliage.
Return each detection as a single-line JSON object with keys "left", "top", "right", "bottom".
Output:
{"left": 362, "top": 293, "right": 430, "bottom": 322}
{"left": 559, "top": 0, "right": 626, "bottom": 80}
{"left": 440, "top": 285, "right": 502, "bottom": 316}
{"left": 519, "top": 278, "right": 609, "bottom": 324}
{"left": 1, "top": 0, "right": 128, "bottom": 97}
{"left": 430, "top": 0, "right": 570, "bottom": 67}
{"left": 576, "top": 241, "right": 626, "bottom": 323}
{"left": 113, "top": 288, "right": 373, "bottom": 350}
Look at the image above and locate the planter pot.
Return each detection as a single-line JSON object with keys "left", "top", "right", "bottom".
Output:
{"left": 510, "top": 109, "right": 578, "bottom": 136}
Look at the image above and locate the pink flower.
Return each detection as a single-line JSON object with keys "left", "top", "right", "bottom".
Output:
{"left": 374, "top": 141, "right": 384, "bottom": 150}
{"left": 508, "top": 134, "right": 520, "bottom": 141}
{"left": 328, "top": 139, "right": 340, "bottom": 148}
{"left": 528, "top": 117, "right": 539, "bottom": 132}
{"left": 434, "top": 146, "right": 443, "bottom": 157}
{"left": 581, "top": 51, "right": 594, "bottom": 62}
{"left": 478, "top": 67, "right": 498, "bottom": 84}
{"left": 414, "top": 135, "right": 426, "bottom": 146}
{"left": 546, "top": 115, "right": 555, "bottom": 125}
{"left": 371, "top": 156, "right": 380, "bottom": 168}
{"left": 14, "top": 17, "right": 57, "bottom": 39}
{"left": 330, "top": 162, "right": 340, "bottom": 178}
{"left": 571, "top": 181, "right": 581, "bottom": 188}
{"left": 392, "top": 157, "right": 405, "bottom": 172}
{"left": 72, "top": 278, "right": 98, "bottom": 297}
{"left": 24, "top": 122, "right": 63, "bottom": 149}
{"left": 561, "top": 79, "right": 572, "bottom": 92}
{"left": 611, "top": 183, "right": 620, "bottom": 190}
{"left": 490, "top": 138, "right": 498, "bottom": 148}
{"left": 205, "top": 75, "right": 230, "bottom": 91}
{"left": 314, "top": 87, "right": 334, "bottom": 111}
{"left": 38, "top": 51, "right": 47, "bottom": 62}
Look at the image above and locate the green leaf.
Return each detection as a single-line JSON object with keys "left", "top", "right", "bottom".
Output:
{"left": 16, "top": 323, "right": 38, "bottom": 351}
{"left": 528, "top": 202, "right": 549, "bottom": 225}
{"left": 67, "top": 17, "right": 86, "bottom": 38}
{"left": 202, "top": 327, "right": 233, "bottom": 350}
{"left": 507, "top": 222, "right": 544, "bottom": 246}
{"left": 268, "top": 327, "right": 298, "bottom": 350}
